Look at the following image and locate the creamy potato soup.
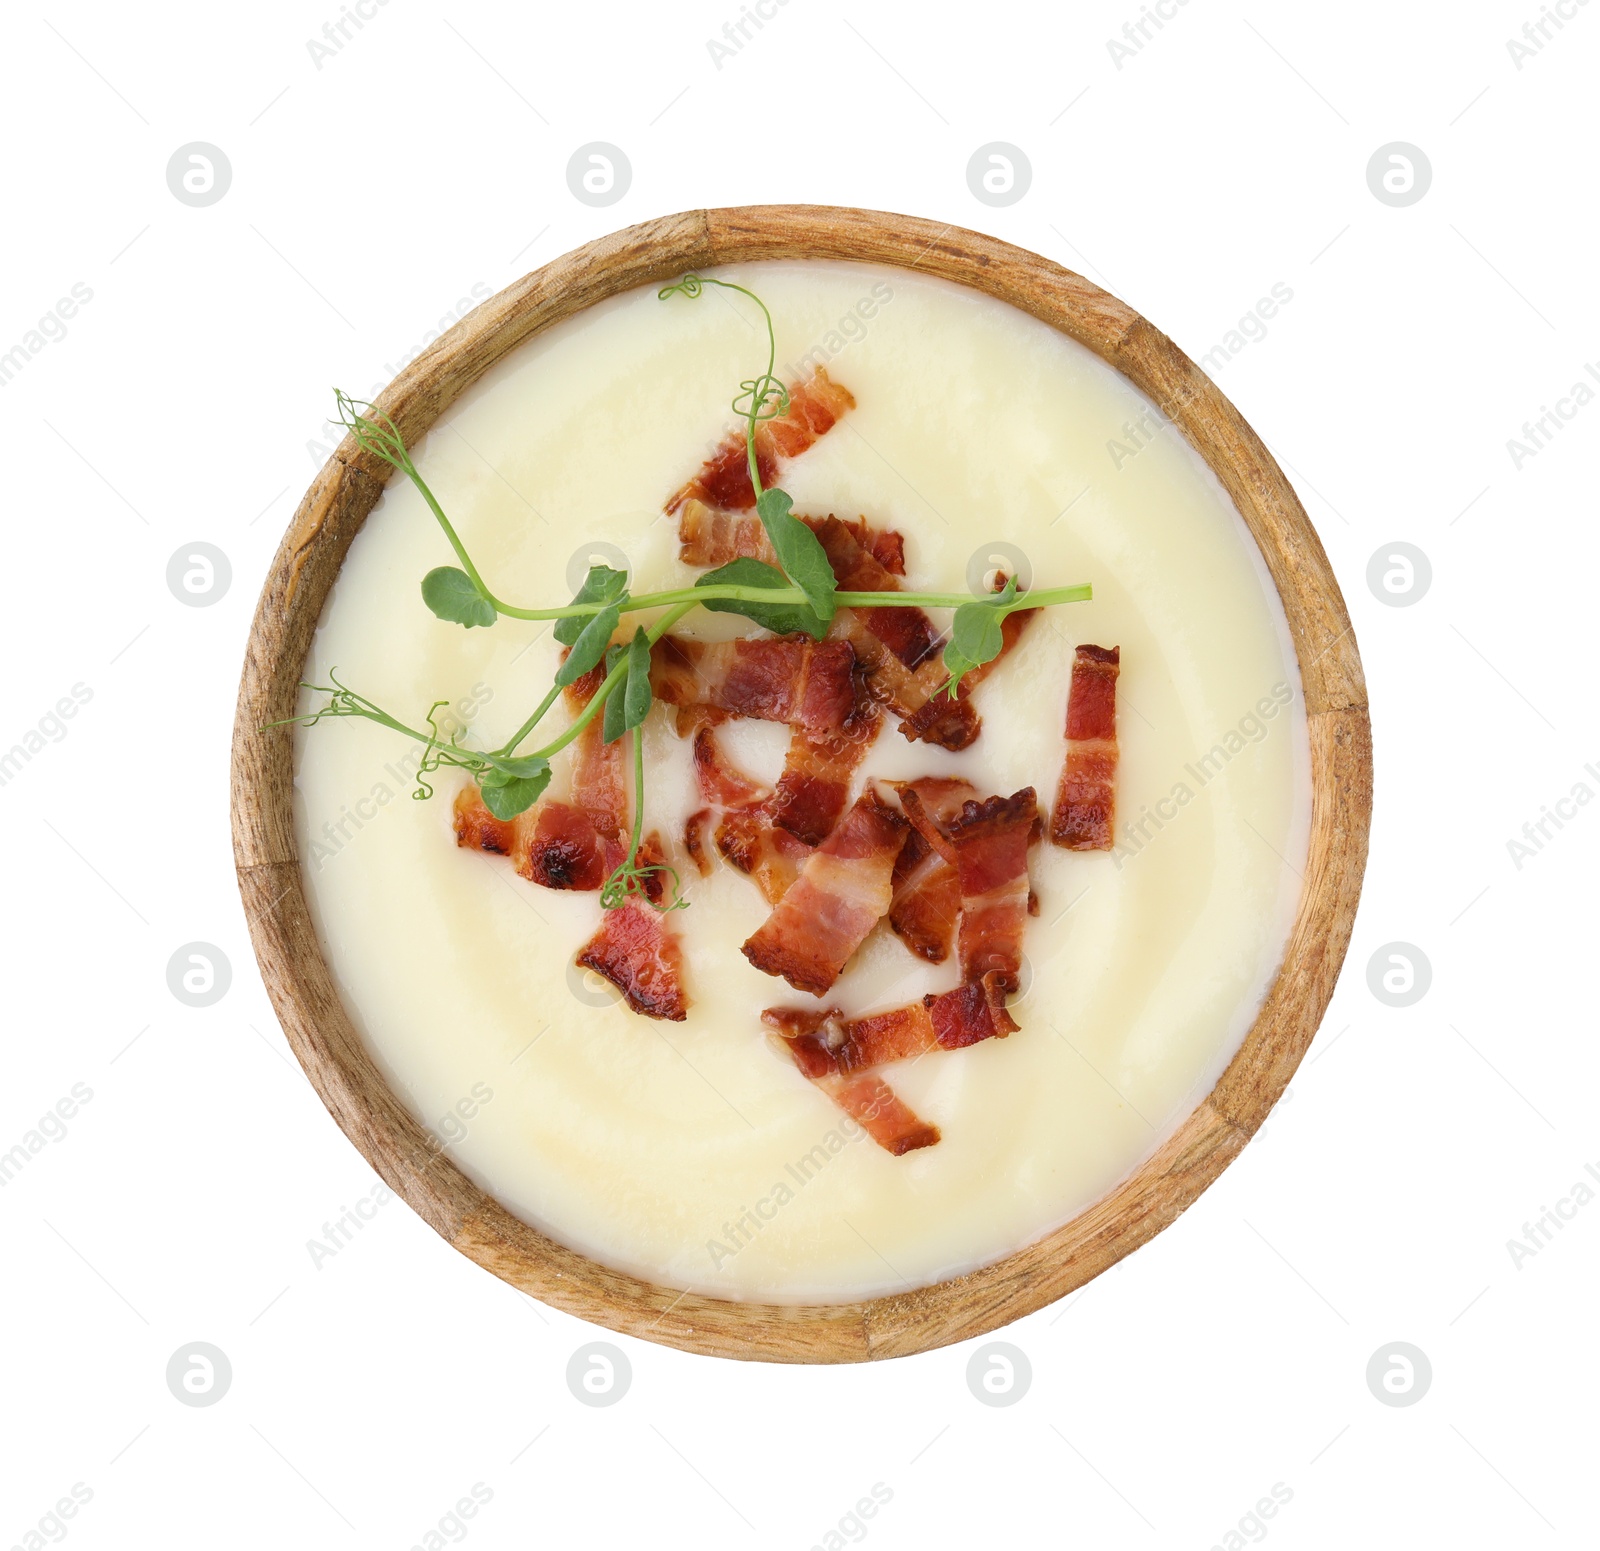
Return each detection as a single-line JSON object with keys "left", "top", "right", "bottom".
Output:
{"left": 295, "top": 262, "right": 1310, "bottom": 1303}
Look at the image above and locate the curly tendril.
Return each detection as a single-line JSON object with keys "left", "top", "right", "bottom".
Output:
{"left": 280, "top": 671, "right": 487, "bottom": 805}
{"left": 412, "top": 699, "right": 464, "bottom": 801}
{"left": 733, "top": 374, "right": 789, "bottom": 423}
{"left": 658, "top": 273, "right": 789, "bottom": 451}
{"left": 333, "top": 391, "right": 416, "bottom": 476}
{"left": 599, "top": 860, "right": 688, "bottom": 914}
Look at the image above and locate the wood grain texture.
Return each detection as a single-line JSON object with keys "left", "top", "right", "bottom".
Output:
{"left": 232, "top": 205, "right": 1372, "bottom": 1363}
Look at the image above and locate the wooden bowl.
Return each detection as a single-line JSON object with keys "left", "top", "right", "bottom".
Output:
{"left": 232, "top": 205, "right": 1371, "bottom": 1362}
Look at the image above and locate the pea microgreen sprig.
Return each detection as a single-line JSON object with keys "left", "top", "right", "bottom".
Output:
{"left": 598, "top": 630, "right": 688, "bottom": 912}
{"left": 289, "top": 278, "right": 1093, "bottom": 910}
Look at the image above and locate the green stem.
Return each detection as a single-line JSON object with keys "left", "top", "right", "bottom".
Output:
{"left": 408, "top": 464, "right": 503, "bottom": 607}
{"left": 493, "top": 682, "right": 562, "bottom": 758}
{"left": 839, "top": 585, "right": 1092, "bottom": 610}
{"left": 271, "top": 695, "right": 441, "bottom": 749}
{"left": 625, "top": 730, "right": 646, "bottom": 864}
{"left": 484, "top": 581, "right": 1093, "bottom": 623}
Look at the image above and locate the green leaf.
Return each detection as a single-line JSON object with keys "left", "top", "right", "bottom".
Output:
{"left": 421, "top": 566, "right": 497, "bottom": 629}
{"left": 478, "top": 764, "right": 550, "bottom": 819}
{"left": 604, "top": 629, "right": 653, "bottom": 744}
{"left": 696, "top": 558, "right": 828, "bottom": 640}
{"left": 623, "top": 628, "right": 653, "bottom": 731}
{"left": 755, "top": 487, "right": 837, "bottom": 622}
{"left": 554, "top": 565, "right": 629, "bottom": 646}
{"left": 605, "top": 628, "right": 653, "bottom": 744}
{"left": 481, "top": 753, "right": 550, "bottom": 781}
{"left": 602, "top": 658, "right": 627, "bottom": 745}
{"left": 941, "top": 577, "right": 1018, "bottom": 694}
{"left": 554, "top": 603, "right": 621, "bottom": 686}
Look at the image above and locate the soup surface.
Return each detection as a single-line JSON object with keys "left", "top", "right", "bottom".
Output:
{"left": 296, "top": 261, "right": 1310, "bottom": 1302}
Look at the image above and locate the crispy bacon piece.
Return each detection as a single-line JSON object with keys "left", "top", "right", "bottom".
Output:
{"left": 826, "top": 1075, "right": 937, "bottom": 1153}
{"left": 678, "top": 501, "right": 906, "bottom": 576}
{"left": 896, "top": 776, "right": 979, "bottom": 863}
{"left": 810, "top": 516, "right": 941, "bottom": 671}
{"left": 887, "top": 825, "right": 962, "bottom": 963}
{"left": 666, "top": 370, "right": 855, "bottom": 516}
{"left": 889, "top": 780, "right": 1037, "bottom": 986}
{"left": 742, "top": 790, "right": 908, "bottom": 994}
{"left": 690, "top": 721, "right": 768, "bottom": 811}
{"left": 453, "top": 785, "right": 516, "bottom": 855}
{"left": 809, "top": 514, "right": 980, "bottom": 748}
{"left": 947, "top": 789, "right": 1038, "bottom": 992}
{"left": 564, "top": 660, "right": 627, "bottom": 840}
{"left": 1051, "top": 644, "right": 1120, "bottom": 851}
{"left": 651, "top": 635, "right": 857, "bottom": 736}
{"left": 451, "top": 796, "right": 668, "bottom": 898}
{"left": 576, "top": 895, "right": 688, "bottom": 1021}
{"left": 769, "top": 683, "right": 882, "bottom": 847}
{"left": 817, "top": 533, "right": 1038, "bottom": 751}
{"left": 828, "top": 610, "right": 980, "bottom": 752}
{"left": 453, "top": 786, "right": 603, "bottom": 889}
{"left": 885, "top": 777, "right": 976, "bottom": 962}
{"left": 929, "top": 975, "right": 1020, "bottom": 1047}
{"left": 763, "top": 1008, "right": 940, "bottom": 1155}
{"left": 451, "top": 659, "right": 630, "bottom": 891}
{"left": 715, "top": 808, "right": 812, "bottom": 903}
{"left": 522, "top": 800, "right": 609, "bottom": 891}
{"left": 684, "top": 726, "right": 812, "bottom": 903}
{"left": 821, "top": 975, "right": 1020, "bottom": 1071}
{"left": 894, "top": 606, "right": 1040, "bottom": 748}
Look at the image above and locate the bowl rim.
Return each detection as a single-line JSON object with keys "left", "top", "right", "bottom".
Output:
{"left": 231, "top": 204, "right": 1372, "bottom": 1363}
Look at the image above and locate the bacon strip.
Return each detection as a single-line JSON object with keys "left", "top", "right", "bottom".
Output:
{"left": 894, "top": 607, "right": 1040, "bottom": 748}
{"left": 896, "top": 777, "right": 979, "bottom": 863}
{"left": 452, "top": 787, "right": 602, "bottom": 890}
{"left": 769, "top": 684, "right": 881, "bottom": 848}
{"left": 742, "top": 790, "right": 907, "bottom": 994}
{"left": 810, "top": 516, "right": 941, "bottom": 671}
{"left": 651, "top": 636, "right": 857, "bottom": 736}
{"left": 807, "top": 514, "right": 984, "bottom": 748}
{"left": 684, "top": 725, "right": 812, "bottom": 904}
{"left": 947, "top": 789, "right": 1038, "bottom": 993}
{"left": 714, "top": 808, "right": 811, "bottom": 903}
{"left": 819, "top": 975, "right": 1020, "bottom": 1072}
{"left": 666, "top": 370, "right": 855, "bottom": 516}
{"left": 456, "top": 785, "right": 689, "bottom": 1012}
{"left": 890, "top": 780, "right": 1037, "bottom": 985}
{"left": 678, "top": 501, "right": 905, "bottom": 577}
{"left": 763, "top": 1008, "right": 940, "bottom": 1155}
{"left": 827, "top": 610, "right": 979, "bottom": 752}
{"left": 1051, "top": 644, "right": 1120, "bottom": 851}
{"left": 814, "top": 531, "right": 1039, "bottom": 752}
{"left": 522, "top": 800, "right": 609, "bottom": 891}
{"left": 452, "top": 784, "right": 516, "bottom": 857}
{"left": 564, "top": 660, "right": 627, "bottom": 840}
{"left": 887, "top": 825, "right": 962, "bottom": 963}
{"left": 452, "top": 659, "right": 629, "bottom": 891}
{"left": 576, "top": 893, "right": 688, "bottom": 1021}
{"left": 885, "top": 777, "right": 976, "bottom": 963}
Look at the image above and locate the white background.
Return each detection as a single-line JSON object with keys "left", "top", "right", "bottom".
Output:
{"left": 2, "top": 1, "right": 1596, "bottom": 1546}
